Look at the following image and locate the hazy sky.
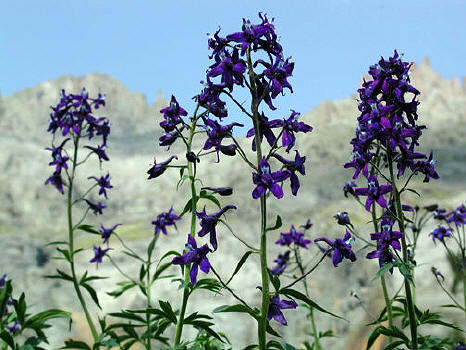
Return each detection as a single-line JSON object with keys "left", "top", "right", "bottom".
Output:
{"left": 2, "top": 1, "right": 465, "bottom": 127}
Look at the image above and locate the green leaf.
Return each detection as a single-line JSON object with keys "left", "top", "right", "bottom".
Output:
{"left": 147, "top": 236, "right": 157, "bottom": 259}
{"left": 176, "top": 174, "right": 190, "bottom": 191}
{"left": 159, "top": 300, "right": 177, "bottom": 324}
{"left": 107, "top": 281, "right": 137, "bottom": 298}
{"left": 405, "top": 188, "right": 421, "bottom": 197}
{"left": 265, "top": 322, "right": 281, "bottom": 337}
{"left": 213, "top": 304, "right": 258, "bottom": 320}
{"left": 199, "top": 192, "right": 221, "bottom": 209}
{"left": 139, "top": 264, "right": 146, "bottom": 282}
{"left": 279, "top": 288, "right": 345, "bottom": 321}
{"left": 62, "top": 339, "right": 92, "bottom": 350}
{"left": 81, "top": 282, "right": 102, "bottom": 309}
{"left": 180, "top": 197, "right": 197, "bottom": 217}
{"left": 0, "top": 280, "right": 12, "bottom": 318}
{"left": 0, "top": 330, "right": 15, "bottom": 348}
{"left": 13, "top": 292, "right": 26, "bottom": 324}
{"left": 76, "top": 224, "right": 99, "bottom": 234}
{"left": 383, "top": 340, "right": 405, "bottom": 350}
{"left": 226, "top": 251, "right": 254, "bottom": 285}
{"left": 152, "top": 262, "right": 173, "bottom": 283}
{"left": 24, "top": 309, "right": 71, "bottom": 329}
{"left": 56, "top": 248, "right": 71, "bottom": 262}
{"left": 190, "top": 278, "right": 222, "bottom": 294}
{"left": 398, "top": 261, "right": 414, "bottom": 286}
{"left": 266, "top": 215, "right": 282, "bottom": 232}
{"left": 108, "top": 311, "right": 145, "bottom": 323}
{"left": 371, "top": 262, "right": 395, "bottom": 282}
{"left": 270, "top": 274, "right": 281, "bottom": 292}
{"left": 366, "top": 326, "right": 382, "bottom": 350}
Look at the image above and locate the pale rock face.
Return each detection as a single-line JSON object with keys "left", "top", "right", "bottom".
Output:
{"left": 0, "top": 60, "right": 464, "bottom": 348}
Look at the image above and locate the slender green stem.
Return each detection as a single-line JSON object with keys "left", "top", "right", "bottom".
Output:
{"left": 67, "top": 136, "right": 98, "bottom": 341}
{"left": 371, "top": 204, "right": 393, "bottom": 343}
{"left": 245, "top": 46, "right": 269, "bottom": 350}
{"left": 145, "top": 235, "right": 158, "bottom": 350}
{"left": 387, "top": 148, "right": 417, "bottom": 350}
{"left": 463, "top": 271, "right": 466, "bottom": 321}
{"left": 173, "top": 110, "right": 200, "bottom": 347}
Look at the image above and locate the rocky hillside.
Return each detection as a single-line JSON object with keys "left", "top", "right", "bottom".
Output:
{"left": 0, "top": 59, "right": 464, "bottom": 348}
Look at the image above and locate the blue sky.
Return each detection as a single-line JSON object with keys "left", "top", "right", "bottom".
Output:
{"left": 2, "top": 1, "right": 465, "bottom": 128}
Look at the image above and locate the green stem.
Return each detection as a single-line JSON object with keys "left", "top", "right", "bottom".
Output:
{"left": 387, "top": 148, "right": 417, "bottom": 350}
{"left": 173, "top": 110, "right": 200, "bottom": 347}
{"left": 371, "top": 204, "right": 393, "bottom": 344}
{"left": 67, "top": 136, "right": 98, "bottom": 341}
{"left": 245, "top": 47, "right": 269, "bottom": 350}
{"left": 463, "top": 271, "right": 466, "bottom": 321}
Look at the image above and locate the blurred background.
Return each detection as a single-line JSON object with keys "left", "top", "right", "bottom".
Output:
{"left": 1, "top": 1, "right": 465, "bottom": 348}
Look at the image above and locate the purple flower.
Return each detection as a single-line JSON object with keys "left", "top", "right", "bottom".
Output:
{"left": 159, "top": 129, "right": 182, "bottom": 148}
{"left": 314, "top": 230, "right": 357, "bottom": 267}
{"left": 0, "top": 274, "right": 7, "bottom": 289}
{"left": 7, "top": 321, "right": 20, "bottom": 335}
{"left": 84, "top": 144, "right": 109, "bottom": 162}
{"left": 99, "top": 224, "right": 121, "bottom": 244}
{"left": 269, "top": 250, "right": 290, "bottom": 276}
{"left": 455, "top": 342, "right": 466, "bottom": 350}
{"left": 344, "top": 147, "right": 373, "bottom": 180}
{"left": 201, "top": 187, "right": 233, "bottom": 196}
{"left": 85, "top": 199, "right": 106, "bottom": 215}
{"left": 246, "top": 112, "right": 281, "bottom": 151}
{"left": 88, "top": 173, "right": 113, "bottom": 199}
{"left": 202, "top": 118, "right": 243, "bottom": 161}
{"left": 366, "top": 217, "right": 403, "bottom": 272}
{"left": 334, "top": 212, "right": 352, "bottom": 227}
{"left": 195, "top": 205, "right": 237, "bottom": 250}
{"left": 275, "top": 110, "right": 313, "bottom": 152}
{"left": 147, "top": 156, "right": 178, "bottom": 180}
{"left": 447, "top": 204, "right": 466, "bottom": 226}
{"left": 45, "top": 172, "right": 65, "bottom": 194}
{"left": 152, "top": 208, "right": 180, "bottom": 235}
{"left": 252, "top": 158, "right": 290, "bottom": 199}
{"left": 226, "top": 13, "right": 278, "bottom": 56}
{"left": 276, "top": 225, "right": 311, "bottom": 249}
{"left": 46, "top": 138, "right": 70, "bottom": 173}
{"left": 429, "top": 225, "right": 452, "bottom": 244}
{"left": 267, "top": 295, "right": 298, "bottom": 326}
{"left": 415, "top": 151, "right": 439, "bottom": 183}
{"left": 300, "top": 219, "right": 312, "bottom": 230}
{"left": 90, "top": 245, "right": 109, "bottom": 266}
{"left": 433, "top": 208, "right": 449, "bottom": 221}
{"left": 207, "top": 47, "right": 246, "bottom": 92}
{"left": 354, "top": 174, "right": 393, "bottom": 211}
{"left": 431, "top": 267, "right": 445, "bottom": 281}
{"left": 343, "top": 181, "right": 358, "bottom": 198}
{"left": 273, "top": 151, "right": 306, "bottom": 196}
{"left": 160, "top": 95, "right": 187, "bottom": 132}
{"left": 194, "top": 83, "right": 228, "bottom": 119}
{"left": 172, "top": 235, "right": 211, "bottom": 285}
{"left": 255, "top": 55, "right": 294, "bottom": 99}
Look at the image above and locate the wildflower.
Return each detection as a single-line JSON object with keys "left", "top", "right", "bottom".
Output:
{"left": 269, "top": 251, "right": 290, "bottom": 276}
{"left": 276, "top": 110, "right": 312, "bottom": 152}
{"left": 152, "top": 208, "right": 180, "bottom": 235}
{"left": 255, "top": 55, "right": 294, "bottom": 99}
{"left": 46, "top": 138, "right": 70, "bottom": 173}
{"left": 172, "top": 235, "right": 211, "bottom": 285}
{"left": 0, "top": 274, "right": 7, "bottom": 288}
{"left": 300, "top": 219, "right": 312, "bottom": 230}
{"left": 147, "top": 156, "right": 178, "bottom": 180}
{"left": 202, "top": 118, "right": 243, "bottom": 161}
{"left": 429, "top": 226, "right": 452, "bottom": 244}
{"left": 90, "top": 246, "right": 109, "bottom": 266}
{"left": 431, "top": 267, "right": 445, "bottom": 281}
{"left": 267, "top": 295, "right": 298, "bottom": 326}
{"left": 195, "top": 205, "right": 237, "bottom": 250}
{"left": 447, "top": 204, "right": 466, "bottom": 226}
{"left": 354, "top": 174, "right": 393, "bottom": 211}
{"left": 88, "top": 173, "right": 113, "bottom": 199}
{"left": 246, "top": 112, "right": 281, "bottom": 151}
{"left": 45, "top": 172, "right": 65, "bottom": 194}
{"left": 273, "top": 150, "right": 306, "bottom": 196}
{"left": 433, "top": 208, "right": 449, "bottom": 220}
{"left": 415, "top": 151, "right": 439, "bottom": 183}
{"left": 201, "top": 187, "right": 233, "bottom": 196}
{"left": 334, "top": 211, "right": 352, "bottom": 227}
{"left": 85, "top": 199, "right": 106, "bottom": 215}
{"left": 160, "top": 95, "right": 187, "bottom": 132}
{"left": 314, "top": 230, "right": 357, "bottom": 267}
{"left": 343, "top": 181, "right": 357, "bottom": 198}
{"left": 252, "top": 158, "right": 290, "bottom": 199}
{"left": 84, "top": 144, "right": 109, "bottom": 162}
{"left": 7, "top": 321, "right": 20, "bottom": 335}
{"left": 276, "top": 225, "right": 311, "bottom": 249}
{"left": 207, "top": 47, "right": 246, "bottom": 92}
{"left": 99, "top": 224, "right": 121, "bottom": 244}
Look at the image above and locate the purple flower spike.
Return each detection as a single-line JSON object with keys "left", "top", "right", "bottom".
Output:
{"left": 90, "top": 245, "right": 109, "bottom": 266}
{"left": 172, "top": 235, "right": 211, "bottom": 285}
{"left": 152, "top": 208, "right": 181, "bottom": 235}
{"left": 147, "top": 156, "right": 178, "bottom": 180}
{"left": 195, "top": 205, "right": 237, "bottom": 250}
{"left": 267, "top": 295, "right": 298, "bottom": 326}
{"left": 252, "top": 158, "right": 290, "bottom": 199}
{"left": 88, "top": 173, "right": 113, "bottom": 199}
{"left": 99, "top": 224, "right": 121, "bottom": 244}
{"left": 354, "top": 174, "right": 393, "bottom": 211}
{"left": 315, "top": 230, "right": 357, "bottom": 267}
{"left": 429, "top": 225, "right": 452, "bottom": 244}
